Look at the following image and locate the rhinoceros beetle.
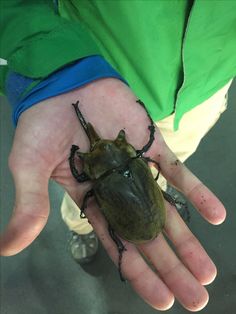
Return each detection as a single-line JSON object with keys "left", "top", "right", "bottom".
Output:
{"left": 69, "top": 100, "right": 185, "bottom": 281}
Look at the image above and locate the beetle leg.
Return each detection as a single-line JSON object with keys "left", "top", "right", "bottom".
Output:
{"left": 69, "top": 145, "right": 90, "bottom": 183}
{"left": 135, "top": 100, "right": 155, "bottom": 157}
{"left": 141, "top": 156, "right": 161, "bottom": 181}
{"left": 80, "top": 189, "right": 94, "bottom": 219}
{"left": 108, "top": 225, "right": 127, "bottom": 282}
{"left": 72, "top": 101, "right": 89, "bottom": 137}
{"left": 72, "top": 101, "right": 101, "bottom": 147}
{"left": 162, "top": 190, "right": 191, "bottom": 223}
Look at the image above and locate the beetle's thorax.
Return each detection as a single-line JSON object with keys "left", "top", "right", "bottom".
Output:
{"left": 79, "top": 129, "right": 137, "bottom": 179}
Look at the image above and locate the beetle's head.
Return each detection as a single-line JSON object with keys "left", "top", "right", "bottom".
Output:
{"left": 78, "top": 129, "right": 137, "bottom": 179}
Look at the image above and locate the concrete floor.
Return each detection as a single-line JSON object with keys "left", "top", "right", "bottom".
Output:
{"left": 0, "top": 81, "right": 236, "bottom": 314}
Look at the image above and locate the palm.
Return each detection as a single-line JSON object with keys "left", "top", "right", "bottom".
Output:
{"left": 1, "top": 79, "right": 226, "bottom": 311}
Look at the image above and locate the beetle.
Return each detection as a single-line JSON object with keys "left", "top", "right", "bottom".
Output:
{"left": 69, "top": 100, "right": 181, "bottom": 281}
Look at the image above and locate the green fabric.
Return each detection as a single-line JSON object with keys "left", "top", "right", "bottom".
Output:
{"left": 59, "top": 0, "right": 236, "bottom": 130}
{"left": 0, "top": 0, "right": 100, "bottom": 91}
{"left": 1, "top": 0, "right": 236, "bottom": 129}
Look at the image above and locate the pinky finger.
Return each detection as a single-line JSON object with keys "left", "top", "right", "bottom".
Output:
{"left": 82, "top": 202, "right": 175, "bottom": 311}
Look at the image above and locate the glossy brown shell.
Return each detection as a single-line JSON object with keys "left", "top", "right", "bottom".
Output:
{"left": 94, "top": 158, "right": 166, "bottom": 244}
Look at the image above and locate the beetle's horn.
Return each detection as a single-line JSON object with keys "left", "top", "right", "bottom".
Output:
{"left": 115, "top": 129, "right": 126, "bottom": 142}
{"left": 87, "top": 122, "right": 101, "bottom": 146}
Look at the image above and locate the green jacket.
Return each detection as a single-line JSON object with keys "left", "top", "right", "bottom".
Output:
{"left": 1, "top": 0, "right": 236, "bottom": 129}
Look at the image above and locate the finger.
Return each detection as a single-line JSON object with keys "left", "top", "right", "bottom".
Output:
{"left": 139, "top": 233, "right": 209, "bottom": 312}
{"left": 151, "top": 140, "right": 226, "bottom": 224}
{"left": 73, "top": 198, "right": 175, "bottom": 311}
{"left": 0, "top": 165, "right": 50, "bottom": 256}
{"left": 164, "top": 201, "right": 217, "bottom": 285}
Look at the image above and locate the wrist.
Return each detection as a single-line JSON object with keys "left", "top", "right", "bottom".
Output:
{"left": 6, "top": 56, "right": 127, "bottom": 126}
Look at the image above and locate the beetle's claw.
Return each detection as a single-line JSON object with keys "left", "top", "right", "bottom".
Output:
{"left": 108, "top": 225, "right": 127, "bottom": 282}
{"left": 80, "top": 211, "right": 86, "bottom": 219}
{"left": 162, "top": 190, "right": 191, "bottom": 223}
{"left": 118, "top": 251, "right": 127, "bottom": 282}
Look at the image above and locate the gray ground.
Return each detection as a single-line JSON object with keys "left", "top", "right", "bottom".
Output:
{"left": 0, "top": 81, "right": 236, "bottom": 314}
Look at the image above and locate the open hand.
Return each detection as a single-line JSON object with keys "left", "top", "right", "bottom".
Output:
{"left": 0, "top": 78, "right": 226, "bottom": 311}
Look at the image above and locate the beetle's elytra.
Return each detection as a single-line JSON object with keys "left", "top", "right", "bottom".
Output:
{"left": 69, "top": 100, "right": 166, "bottom": 281}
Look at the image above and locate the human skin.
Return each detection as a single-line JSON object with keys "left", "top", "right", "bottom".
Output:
{"left": 0, "top": 78, "right": 226, "bottom": 311}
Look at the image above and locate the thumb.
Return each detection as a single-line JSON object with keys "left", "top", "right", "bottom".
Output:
{"left": 0, "top": 163, "right": 50, "bottom": 256}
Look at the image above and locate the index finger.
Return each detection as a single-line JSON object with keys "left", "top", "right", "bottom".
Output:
{"left": 150, "top": 137, "right": 226, "bottom": 225}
